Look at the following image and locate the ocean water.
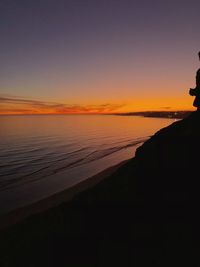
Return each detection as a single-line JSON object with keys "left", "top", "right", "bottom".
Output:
{"left": 0, "top": 115, "right": 174, "bottom": 214}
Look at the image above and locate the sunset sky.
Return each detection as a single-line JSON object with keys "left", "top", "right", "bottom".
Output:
{"left": 0, "top": 0, "right": 200, "bottom": 114}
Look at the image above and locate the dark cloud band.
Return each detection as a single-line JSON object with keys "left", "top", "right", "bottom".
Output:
{"left": 0, "top": 96, "right": 125, "bottom": 114}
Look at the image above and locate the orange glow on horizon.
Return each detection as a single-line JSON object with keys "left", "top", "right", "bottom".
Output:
{"left": 0, "top": 95, "right": 195, "bottom": 115}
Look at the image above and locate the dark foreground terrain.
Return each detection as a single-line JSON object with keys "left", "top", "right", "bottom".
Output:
{"left": 1, "top": 111, "right": 200, "bottom": 266}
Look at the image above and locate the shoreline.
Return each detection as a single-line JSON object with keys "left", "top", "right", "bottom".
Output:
{"left": 112, "top": 111, "right": 192, "bottom": 119}
{"left": 0, "top": 159, "right": 130, "bottom": 230}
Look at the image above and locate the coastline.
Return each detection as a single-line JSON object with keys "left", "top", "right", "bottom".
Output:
{"left": 112, "top": 110, "right": 192, "bottom": 119}
{"left": 1, "top": 112, "right": 199, "bottom": 266}
{"left": 0, "top": 158, "right": 130, "bottom": 230}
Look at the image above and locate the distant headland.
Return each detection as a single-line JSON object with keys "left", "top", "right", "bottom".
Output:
{"left": 112, "top": 110, "right": 192, "bottom": 119}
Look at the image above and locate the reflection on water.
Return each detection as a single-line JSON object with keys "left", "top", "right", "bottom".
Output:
{"left": 0, "top": 115, "right": 174, "bottom": 213}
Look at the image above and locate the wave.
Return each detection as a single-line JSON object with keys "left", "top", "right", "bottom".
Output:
{"left": 0, "top": 136, "right": 149, "bottom": 191}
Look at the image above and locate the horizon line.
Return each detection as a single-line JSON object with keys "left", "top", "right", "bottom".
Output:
{"left": 0, "top": 110, "right": 194, "bottom": 116}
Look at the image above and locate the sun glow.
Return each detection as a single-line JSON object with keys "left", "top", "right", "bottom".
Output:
{"left": 0, "top": 95, "right": 194, "bottom": 115}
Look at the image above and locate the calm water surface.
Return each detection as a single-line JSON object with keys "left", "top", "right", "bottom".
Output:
{"left": 0, "top": 115, "right": 174, "bottom": 214}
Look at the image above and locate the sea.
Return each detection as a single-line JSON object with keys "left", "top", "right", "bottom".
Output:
{"left": 0, "top": 115, "right": 175, "bottom": 214}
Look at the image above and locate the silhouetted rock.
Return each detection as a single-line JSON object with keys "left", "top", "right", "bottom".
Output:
{"left": 1, "top": 111, "right": 200, "bottom": 266}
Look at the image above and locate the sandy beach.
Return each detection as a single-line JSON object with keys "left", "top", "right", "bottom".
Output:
{"left": 0, "top": 159, "right": 129, "bottom": 230}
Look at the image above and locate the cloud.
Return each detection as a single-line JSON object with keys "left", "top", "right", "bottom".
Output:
{"left": 0, "top": 96, "right": 125, "bottom": 114}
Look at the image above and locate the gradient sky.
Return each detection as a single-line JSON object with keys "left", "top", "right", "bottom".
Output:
{"left": 0, "top": 0, "right": 200, "bottom": 114}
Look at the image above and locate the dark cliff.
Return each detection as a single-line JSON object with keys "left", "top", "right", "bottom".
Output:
{"left": 1, "top": 111, "right": 200, "bottom": 266}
